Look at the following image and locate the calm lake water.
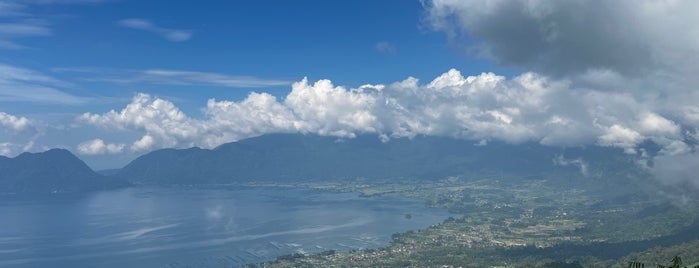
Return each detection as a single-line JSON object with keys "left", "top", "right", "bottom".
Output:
{"left": 0, "top": 186, "right": 450, "bottom": 267}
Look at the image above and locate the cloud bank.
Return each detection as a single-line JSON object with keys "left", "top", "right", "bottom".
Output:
{"left": 78, "top": 69, "right": 693, "bottom": 159}
{"left": 420, "top": 0, "right": 699, "bottom": 187}
{"left": 422, "top": 0, "right": 699, "bottom": 78}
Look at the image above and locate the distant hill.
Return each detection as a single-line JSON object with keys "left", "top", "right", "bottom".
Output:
{"left": 0, "top": 149, "right": 129, "bottom": 194}
{"left": 96, "top": 168, "right": 121, "bottom": 176}
{"left": 117, "top": 133, "right": 641, "bottom": 185}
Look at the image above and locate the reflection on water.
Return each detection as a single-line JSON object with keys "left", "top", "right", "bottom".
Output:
{"left": 0, "top": 186, "right": 449, "bottom": 267}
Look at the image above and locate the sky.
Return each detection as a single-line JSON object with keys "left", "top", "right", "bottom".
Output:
{"left": 1, "top": 0, "right": 699, "bottom": 188}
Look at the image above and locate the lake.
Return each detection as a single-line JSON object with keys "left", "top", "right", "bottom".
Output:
{"left": 0, "top": 186, "right": 450, "bottom": 267}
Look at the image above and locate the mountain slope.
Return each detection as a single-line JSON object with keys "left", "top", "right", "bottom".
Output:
{"left": 0, "top": 149, "right": 129, "bottom": 194}
{"left": 117, "top": 133, "right": 640, "bottom": 185}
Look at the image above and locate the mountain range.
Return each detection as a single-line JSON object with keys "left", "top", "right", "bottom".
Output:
{"left": 116, "top": 134, "right": 640, "bottom": 185}
{"left": 0, "top": 149, "right": 129, "bottom": 194}
{"left": 0, "top": 134, "right": 646, "bottom": 193}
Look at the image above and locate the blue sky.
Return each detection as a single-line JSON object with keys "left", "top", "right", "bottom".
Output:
{"left": 2, "top": 0, "right": 699, "bottom": 186}
{"left": 0, "top": 0, "right": 510, "bottom": 168}
{"left": 1, "top": 0, "right": 507, "bottom": 115}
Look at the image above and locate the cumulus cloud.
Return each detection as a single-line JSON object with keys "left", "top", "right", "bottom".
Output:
{"left": 0, "top": 111, "right": 41, "bottom": 156}
{"left": 639, "top": 113, "right": 680, "bottom": 137}
{"left": 285, "top": 78, "right": 380, "bottom": 137}
{"left": 118, "top": 18, "right": 192, "bottom": 42}
{"left": 77, "top": 69, "right": 690, "bottom": 156}
{"left": 0, "top": 111, "right": 33, "bottom": 132}
{"left": 131, "top": 135, "right": 155, "bottom": 152}
{"left": 598, "top": 125, "right": 643, "bottom": 154}
{"left": 79, "top": 93, "right": 199, "bottom": 151}
{"left": 77, "top": 139, "right": 124, "bottom": 155}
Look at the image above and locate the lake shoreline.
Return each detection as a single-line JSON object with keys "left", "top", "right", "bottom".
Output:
{"left": 0, "top": 184, "right": 452, "bottom": 268}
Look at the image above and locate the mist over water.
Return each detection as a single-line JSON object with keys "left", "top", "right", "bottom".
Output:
{"left": 0, "top": 186, "right": 450, "bottom": 267}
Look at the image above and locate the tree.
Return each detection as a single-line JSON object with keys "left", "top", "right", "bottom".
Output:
{"left": 629, "top": 255, "right": 699, "bottom": 268}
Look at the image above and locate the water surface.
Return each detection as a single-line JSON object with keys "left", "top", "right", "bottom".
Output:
{"left": 0, "top": 186, "right": 449, "bottom": 267}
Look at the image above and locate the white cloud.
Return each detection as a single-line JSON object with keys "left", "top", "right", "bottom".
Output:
{"left": 375, "top": 41, "right": 396, "bottom": 55}
{"left": 131, "top": 135, "right": 155, "bottom": 152}
{"left": 598, "top": 125, "right": 643, "bottom": 154}
{"left": 79, "top": 93, "right": 199, "bottom": 151}
{"left": 639, "top": 113, "right": 680, "bottom": 137}
{"left": 285, "top": 78, "right": 379, "bottom": 137}
{"left": 77, "top": 139, "right": 124, "bottom": 155}
{"left": 0, "top": 64, "right": 89, "bottom": 104}
{"left": 54, "top": 67, "right": 291, "bottom": 88}
{"left": 553, "top": 155, "right": 589, "bottom": 177}
{"left": 118, "top": 18, "right": 192, "bottom": 42}
{"left": 0, "top": 111, "right": 33, "bottom": 132}
{"left": 202, "top": 92, "right": 297, "bottom": 146}
{"left": 77, "top": 69, "right": 692, "bottom": 157}
{"left": 137, "top": 69, "right": 290, "bottom": 87}
{"left": 0, "top": 111, "right": 41, "bottom": 156}
{"left": 426, "top": 68, "right": 470, "bottom": 89}
{"left": 660, "top": 140, "right": 691, "bottom": 156}
{"left": 0, "top": 142, "right": 13, "bottom": 156}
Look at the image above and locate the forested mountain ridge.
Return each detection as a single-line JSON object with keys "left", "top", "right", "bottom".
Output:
{"left": 117, "top": 133, "right": 641, "bottom": 185}
{"left": 0, "top": 149, "right": 129, "bottom": 193}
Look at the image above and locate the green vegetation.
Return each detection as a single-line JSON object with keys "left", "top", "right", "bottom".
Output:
{"left": 251, "top": 175, "right": 699, "bottom": 267}
{"left": 629, "top": 255, "right": 699, "bottom": 268}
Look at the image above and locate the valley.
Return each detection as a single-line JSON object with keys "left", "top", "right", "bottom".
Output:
{"left": 3, "top": 134, "right": 698, "bottom": 267}
{"left": 254, "top": 176, "right": 699, "bottom": 267}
